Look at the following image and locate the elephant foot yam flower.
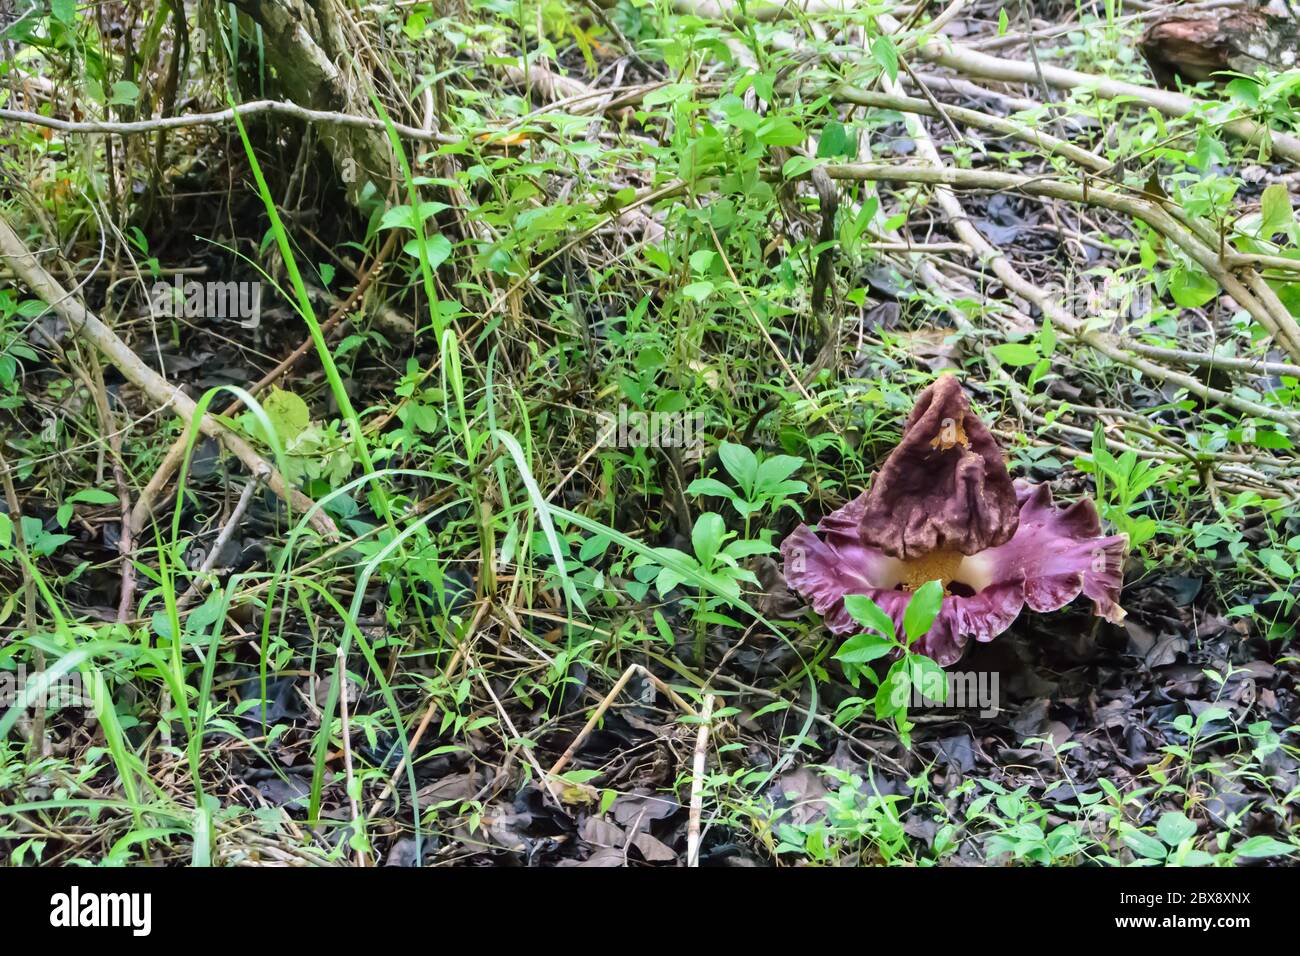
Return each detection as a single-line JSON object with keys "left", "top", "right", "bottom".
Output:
{"left": 780, "top": 375, "right": 1128, "bottom": 666}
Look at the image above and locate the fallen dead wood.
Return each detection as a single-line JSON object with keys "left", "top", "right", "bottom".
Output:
{"left": 821, "top": 165, "right": 1300, "bottom": 434}
{"left": 821, "top": 161, "right": 1300, "bottom": 366}
{"left": 128, "top": 231, "right": 400, "bottom": 537}
{"left": 844, "top": 36, "right": 1300, "bottom": 446}
{"left": 0, "top": 216, "right": 338, "bottom": 539}
{"left": 0, "top": 101, "right": 458, "bottom": 145}
{"left": 670, "top": 0, "right": 1300, "bottom": 164}
{"left": 832, "top": 84, "right": 1300, "bottom": 359}
{"left": 1140, "top": 7, "right": 1300, "bottom": 88}
{"left": 911, "top": 33, "right": 1300, "bottom": 166}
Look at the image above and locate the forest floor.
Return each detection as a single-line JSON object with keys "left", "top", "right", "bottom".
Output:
{"left": 0, "top": 0, "right": 1299, "bottom": 866}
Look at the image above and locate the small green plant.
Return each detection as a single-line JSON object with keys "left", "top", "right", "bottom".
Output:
{"left": 773, "top": 766, "right": 914, "bottom": 865}
{"left": 1077, "top": 423, "right": 1173, "bottom": 551}
{"left": 831, "top": 581, "right": 948, "bottom": 747}
{"left": 688, "top": 441, "right": 807, "bottom": 535}
{"left": 967, "top": 780, "right": 1087, "bottom": 865}
{"left": 631, "top": 511, "right": 771, "bottom": 662}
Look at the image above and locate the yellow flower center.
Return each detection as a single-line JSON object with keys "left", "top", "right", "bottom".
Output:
{"left": 895, "top": 549, "right": 967, "bottom": 592}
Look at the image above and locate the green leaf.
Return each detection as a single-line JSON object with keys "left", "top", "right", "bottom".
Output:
{"left": 1039, "top": 317, "right": 1056, "bottom": 356}
{"left": 1260, "top": 183, "right": 1294, "bottom": 238}
{"left": 655, "top": 565, "right": 684, "bottom": 597}
{"left": 871, "top": 36, "right": 899, "bottom": 84}
{"left": 686, "top": 477, "right": 735, "bottom": 499}
{"left": 1123, "top": 829, "right": 1168, "bottom": 860}
{"left": 816, "top": 120, "right": 855, "bottom": 160}
{"left": 691, "top": 512, "right": 726, "bottom": 567}
{"left": 909, "top": 655, "right": 948, "bottom": 704}
{"left": 68, "top": 488, "right": 121, "bottom": 506}
{"left": 754, "top": 454, "right": 805, "bottom": 492}
{"left": 903, "top": 580, "right": 944, "bottom": 646}
{"left": 401, "top": 234, "right": 452, "bottom": 271}
{"left": 1169, "top": 265, "right": 1219, "bottom": 309}
{"left": 681, "top": 280, "right": 715, "bottom": 302}
{"left": 722, "top": 538, "right": 774, "bottom": 560}
{"left": 380, "top": 202, "right": 451, "bottom": 231}
{"left": 1234, "top": 835, "right": 1296, "bottom": 859}
{"left": 843, "top": 594, "right": 896, "bottom": 640}
{"left": 718, "top": 442, "right": 758, "bottom": 494}
{"left": 688, "top": 250, "right": 716, "bottom": 273}
{"left": 1194, "top": 706, "right": 1231, "bottom": 730}
{"left": 989, "top": 342, "right": 1039, "bottom": 367}
{"left": 875, "top": 660, "right": 910, "bottom": 719}
{"left": 262, "top": 388, "right": 311, "bottom": 444}
{"left": 108, "top": 80, "right": 140, "bottom": 106}
{"left": 834, "top": 632, "right": 894, "bottom": 664}
{"left": 1156, "top": 811, "right": 1196, "bottom": 846}
{"left": 781, "top": 155, "right": 817, "bottom": 180}
{"left": 756, "top": 117, "right": 804, "bottom": 147}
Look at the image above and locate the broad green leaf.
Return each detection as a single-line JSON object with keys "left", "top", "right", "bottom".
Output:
{"left": 263, "top": 388, "right": 311, "bottom": 444}
{"left": 1123, "top": 829, "right": 1168, "bottom": 860}
{"left": 682, "top": 280, "right": 714, "bottom": 302}
{"left": 722, "top": 539, "right": 774, "bottom": 560}
{"left": 691, "top": 512, "right": 726, "bottom": 567}
{"left": 834, "top": 633, "right": 894, "bottom": 664}
{"left": 990, "top": 342, "right": 1039, "bottom": 367}
{"left": 1260, "top": 183, "right": 1294, "bottom": 238}
{"left": 401, "top": 234, "right": 452, "bottom": 271}
{"left": 903, "top": 580, "right": 944, "bottom": 646}
{"left": 909, "top": 655, "right": 948, "bottom": 704}
{"left": 686, "top": 477, "right": 735, "bottom": 499}
{"left": 816, "top": 120, "right": 855, "bottom": 160}
{"left": 108, "top": 80, "right": 139, "bottom": 106}
{"left": 755, "top": 454, "right": 805, "bottom": 491}
{"left": 1169, "top": 265, "right": 1219, "bottom": 309}
{"left": 68, "top": 488, "right": 121, "bottom": 505}
{"left": 843, "top": 594, "right": 896, "bottom": 640}
{"left": 1156, "top": 811, "right": 1196, "bottom": 846}
{"left": 782, "top": 155, "right": 818, "bottom": 180}
{"left": 1235, "top": 835, "right": 1296, "bottom": 859}
{"left": 876, "top": 660, "right": 910, "bottom": 719}
{"left": 379, "top": 201, "right": 450, "bottom": 231}
{"left": 871, "top": 36, "right": 899, "bottom": 83}
{"left": 718, "top": 442, "right": 758, "bottom": 494}
{"left": 756, "top": 117, "right": 804, "bottom": 147}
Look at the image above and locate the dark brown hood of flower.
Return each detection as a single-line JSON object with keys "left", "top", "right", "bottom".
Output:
{"left": 858, "top": 374, "right": 1020, "bottom": 560}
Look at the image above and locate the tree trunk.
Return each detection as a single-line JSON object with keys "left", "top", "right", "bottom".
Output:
{"left": 232, "top": 0, "right": 398, "bottom": 208}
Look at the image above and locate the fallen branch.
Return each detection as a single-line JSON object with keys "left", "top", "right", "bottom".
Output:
{"left": 686, "top": 694, "right": 716, "bottom": 868}
{"left": 912, "top": 32, "right": 1300, "bottom": 165}
{"left": 545, "top": 664, "right": 697, "bottom": 781}
{"left": 0, "top": 101, "right": 458, "bottom": 145}
{"left": 676, "top": 0, "right": 1300, "bottom": 165}
{"left": 845, "top": 50, "right": 1300, "bottom": 435}
{"left": 0, "top": 216, "right": 338, "bottom": 538}
{"left": 176, "top": 479, "right": 261, "bottom": 609}
{"left": 819, "top": 162, "right": 1300, "bottom": 369}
